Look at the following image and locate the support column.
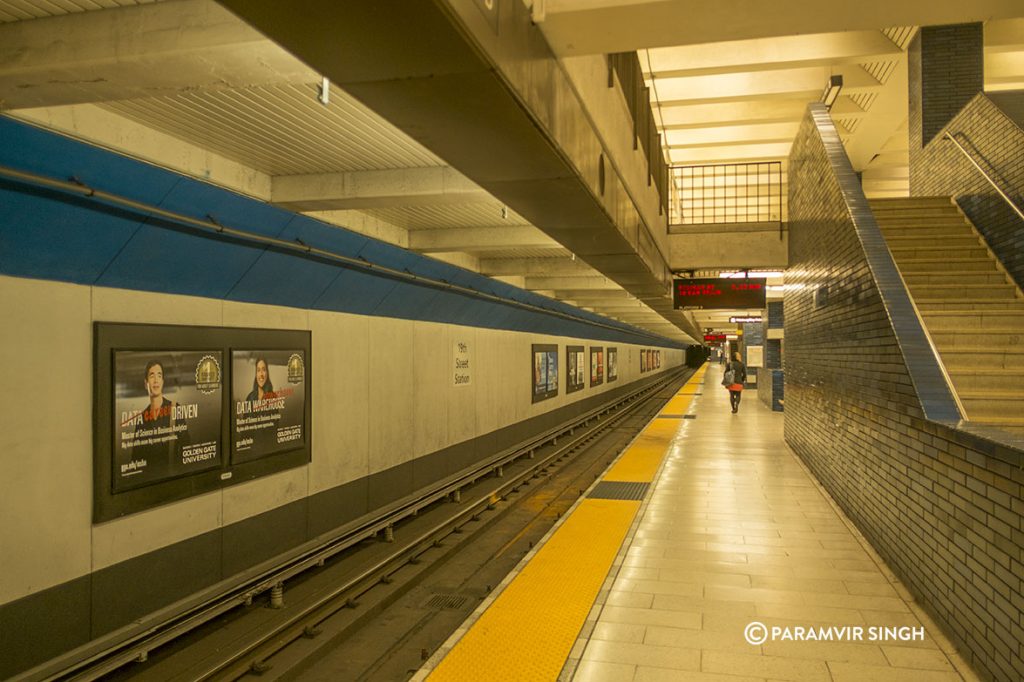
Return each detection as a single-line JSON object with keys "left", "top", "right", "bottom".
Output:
{"left": 908, "top": 23, "right": 983, "bottom": 193}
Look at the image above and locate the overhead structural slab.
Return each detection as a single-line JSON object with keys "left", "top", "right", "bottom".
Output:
{"left": 217, "top": 0, "right": 699, "bottom": 342}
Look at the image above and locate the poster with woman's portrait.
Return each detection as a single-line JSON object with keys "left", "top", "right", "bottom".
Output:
{"left": 113, "top": 350, "right": 223, "bottom": 491}
{"left": 590, "top": 347, "right": 604, "bottom": 386}
{"left": 567, "top": 345, "right": 585, "bottom": 393}
{"left": 531, "top": 344, "right": 558, "bottom": 402}
{"left": 232, "top": 350, "right": 306, "bottom": 463}
{"left": 607, "top": 347, "right": 618, "bottom": 382}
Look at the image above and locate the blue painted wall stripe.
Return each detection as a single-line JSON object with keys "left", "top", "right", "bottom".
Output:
{"left": 0, "top": 116, "right": 684, "bottom": 348}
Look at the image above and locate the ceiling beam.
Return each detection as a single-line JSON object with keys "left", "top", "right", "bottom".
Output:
{"left": 272, "top": 166, "right": 488, "bottom": 211}
{"left": 642, "top": 31, "right": 900, "bottom": 79}
{"left": 408, "top": 226, "right": 558, "bottom": 253}
{"left": 659, "top": 99, "right": 812, "bottom": 129}
{"left": 664, "top": 122, "right": 801, "bottom": 148}
{"left": 524, "top": 276, "right": 619, "bottom": 290}
{"left": 986, "top": 18, "right": 1024, "bottom": 53}
{"left": 536, "top": 0, "right": 1024, "bottom": 55}
{"left": 551, "top": 289, "right": 637, "bottom": 300}
{"left": 0, "top": 0, "right": 311, "bottom": 109}
{"left": 844, "top": 57, "right": 909, "bottom": 171}
{"left": 652, "top": 65, "right": 880, "bottom": 106}
{"left": 479, "top": 257, "right": 596, "bottom": 276}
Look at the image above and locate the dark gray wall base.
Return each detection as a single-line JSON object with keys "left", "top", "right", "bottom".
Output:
{"left": 0, "top": 575, "right": 91, "bottom": 679}
{"left": 0, "top": 369, "right": 678, "bottom": 678}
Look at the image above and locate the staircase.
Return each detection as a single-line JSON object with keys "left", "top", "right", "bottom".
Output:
{"left": 870, "top": 197, "right": 1024, "bottom": 430}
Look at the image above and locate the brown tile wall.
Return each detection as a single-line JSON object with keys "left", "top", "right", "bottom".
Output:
{"left": 787, "top": 108, "right": 1024, "bottom": 681}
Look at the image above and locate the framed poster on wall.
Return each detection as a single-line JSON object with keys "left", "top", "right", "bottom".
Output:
{"left": 94, "top": 323, "right": 312, "bottom": 522}
{"left": 231, "top": 350, "right": 307, "bottom": 464}
{"left": 590, "top": 347, "right": 604, "bottom": 387}
{"left": 112, "top": 350, "right": 223, "bottom": 492}
{"left": 566, "top": 345, "right": 585, "bottom": 394}
{"left": 607, "top": 347, "right": 618, "bottom": 382}
{"left": 531, "top": 344, "right": 559, "bottom": 403}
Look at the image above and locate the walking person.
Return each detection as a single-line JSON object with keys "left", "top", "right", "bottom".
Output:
{"left": 722, "top": 351, "right": 747, "bottom": 413}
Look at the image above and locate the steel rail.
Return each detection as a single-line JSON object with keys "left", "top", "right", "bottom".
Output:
{"left": 41, "top": 367, "right": 689, "bottom": 681}
{"left": 943, "top": 132, "right": 1024, "bottom": 224}
{"left": 192, "top": 367, "right": 690, "bottom": 680}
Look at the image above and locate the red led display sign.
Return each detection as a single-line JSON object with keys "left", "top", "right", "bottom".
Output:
{"left": 673, "top": 278, "right": 767, "bottom": 309}
{"left": 704, "top": 334, "right": 727, "bottom": 342}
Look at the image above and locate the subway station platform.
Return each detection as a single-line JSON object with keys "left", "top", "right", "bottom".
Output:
{"left": 416, "top": 364, "right": 978, "bottom": 682}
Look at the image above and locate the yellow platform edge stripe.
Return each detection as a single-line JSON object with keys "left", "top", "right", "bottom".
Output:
{"left": 427, "top": 499, "right": 639, "bottom": 681}
{"left": 604, "top": 365, "right": 702, "bottom": 482}
{"left": 425, "top": 363, "right": 707, "bottom": 680}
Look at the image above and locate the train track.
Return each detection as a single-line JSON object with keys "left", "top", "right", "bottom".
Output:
{"left": 61, "top": 368, "right": 692, "bottom": 682}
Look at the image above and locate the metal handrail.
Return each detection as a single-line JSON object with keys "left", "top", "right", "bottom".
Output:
{"left": 943, "top": 131, "right": 1024, "bottom": 224}
{"left": 0, "top": 164, "right": 675, "bottom": 346}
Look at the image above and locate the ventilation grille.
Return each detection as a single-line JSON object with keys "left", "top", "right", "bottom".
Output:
{"left": 426, "top": 594, "right": 469, "bottom": 610}
{"left": 588, "top": 481, "right": 650, "bottom": 501}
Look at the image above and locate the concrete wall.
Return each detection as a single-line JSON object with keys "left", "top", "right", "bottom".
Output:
{"left": 668, "top": 226, "right": 788, "bottom": 270}
{"left": 0, "top": 273, "right": 682, "bottom": 677}
{"left": 787, "top": 109, "right": 1024, "bottom": 681}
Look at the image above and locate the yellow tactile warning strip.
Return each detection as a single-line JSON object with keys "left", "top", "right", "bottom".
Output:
{"left": 428, "top": 499, "right": 639, "bottom": 681}
{"left": 425, "top": 364, "right": 708, "bottom": 681}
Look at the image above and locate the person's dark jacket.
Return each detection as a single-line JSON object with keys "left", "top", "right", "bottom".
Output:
{"left": 729, "top": 360, "right": 747, "bottom": 386}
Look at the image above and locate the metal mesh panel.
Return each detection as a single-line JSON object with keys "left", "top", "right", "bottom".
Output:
{"left": 588, "top": 481, "right": 650, "bottom": 501}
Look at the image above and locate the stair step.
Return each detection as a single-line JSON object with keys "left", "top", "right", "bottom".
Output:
{"left": 909, "top": 284, "right": 1018, "bottom": 300}
{"left": 870, "top": 196, "right": 954, "bottom": 209}
{"left": 922, "top": 310, "right": 1024, "bottom": 329}
{"left": 916, "top": 300, "right": 1024, "bottom": 311}
{"left": 889, "top": 246, "right": 990, "bottom": 260}
{"left": 871, "top": 207, "right": 962, "bottom": 218}
{"left": 904, "top": 272, "right": 1009, "bottom": 286}
{"left": 939, "top": 347, "right": 1024, "bottom": 369}
{"left": 898, "top": 259, "right": 1000, "bottom": 273}
{"left": 886, "top": 235, "right": 981, "bottom": 248}
{"left": 948, "top": 368, "right": 1024, "bottom": 392}
{"left": 876, "top": 216, "right": 970, "bottom": 227}
{"left": 878, "top": 226, "right": 974, "bottom": 238}
{"left": 960, "top": 394, "right": 1024, "bottom": 421}
{"left": 933, "top": 330, "right": 1024, "bottom": 347}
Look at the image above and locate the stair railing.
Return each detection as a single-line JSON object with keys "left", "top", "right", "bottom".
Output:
{"left": 944, "top": 131, "right": 1024, "bottom": 224}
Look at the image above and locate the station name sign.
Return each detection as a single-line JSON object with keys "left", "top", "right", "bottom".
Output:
{"left": 730, "top": 316, "right": 763, "bottom": 323}
{"left": 673, "top": 278, "right": 767, "bottom": 309}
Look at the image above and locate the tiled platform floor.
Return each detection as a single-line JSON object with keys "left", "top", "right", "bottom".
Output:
{"left": 571, "top": 364, "right": 979, "bottom": 682}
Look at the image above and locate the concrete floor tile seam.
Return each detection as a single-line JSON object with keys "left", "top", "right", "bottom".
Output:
{"left": 774, "top": 430, "right": 976, "bottom": 680}
{"left": 566, "top": 368, "right": 710, "bottom": 678}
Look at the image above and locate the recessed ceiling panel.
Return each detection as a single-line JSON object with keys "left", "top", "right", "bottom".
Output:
{"left": 101, "top": 83, "right": 444, "bottom": 175}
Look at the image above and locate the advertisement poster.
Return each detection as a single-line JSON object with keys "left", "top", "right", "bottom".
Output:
{"left": 232, "top": 350, "right": 306, "bottom": 463}
{"left": 113, "top": 350, "right": 222, "bottom": 491}
{"left": 641, "top": 349, "right": 647, "bottom": 372}
{"left": 532, "top": 344, "right": 559, "bottom": 402}
{"left": 567, "top": 345, "right": 585, "bottom": 394}
{"left": 590, "top": 347, "right": 604, "bottom": 386}
{"left": 608, "top": 347, "right": 618, "bottom": 382}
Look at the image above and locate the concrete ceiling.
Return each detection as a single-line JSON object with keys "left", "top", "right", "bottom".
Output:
{"left": 1, "top": 0, "right": 1022, "bottom": 344}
